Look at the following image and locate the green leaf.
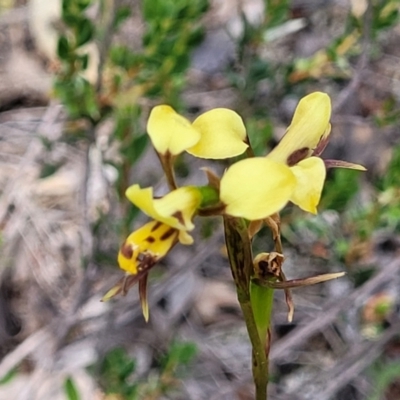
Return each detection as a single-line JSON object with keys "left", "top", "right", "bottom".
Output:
{"left": 109, "top": 46, "right": 143, "bottom": 70}
{"left": 63, "top": 12, "right": 81, "bottom": 28}
{"left": 78, "top": 53, "right": 89, "bottom": 70}
{"left": 62, "top": 0, "right": 73, "bottom": 14}
{"left": 321, "top": 169, "right": 360, "bottom": 211}
{"left": 383, "top": 144, "right": 400, "bottom": 189}
{"left": 0, "top": 369, "right": 16, "bottom": 385}
{"left": 77, "top": 0, "right": 92, "bottom": 11}
{"left": 57, "top": 36, "right": 71, "bottom": 60}
{"left": 163, "top": 341, "right": 197, "bottom": 369}
{"left": 114, "top": 6, "right": 131, "bottom": 29}
{"left": 122, "top": 134, "right": 148, "bottom": 165}
{"left": 76, "top": 18, "right": 94, "bottom": 47}
{"left": 64, "top": 377, "right": 80, "bottom": 400}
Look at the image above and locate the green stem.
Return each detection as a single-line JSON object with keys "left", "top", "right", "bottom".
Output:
{"left": 223, "top": 216, "right": 268, "bottom": 399}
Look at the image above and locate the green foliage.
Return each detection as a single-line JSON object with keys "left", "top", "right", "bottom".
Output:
{"left": 55, "top": 0, "right": 100, "bottom": 121}
{"left": 90, "top": 342, "right": 197, "bottom": 399}
{"left": 265, "top": 0, "right": 290, "bottom": 28}
{"left": 288, "top": 0, "right": 400, "bottom": 83}
{"left": 367, "top": 360, "right": 400, "bottom": 400}
{"left": 113, "top": 6, "right": 131, "bottom": 29}
{"left": 0, "top": 368, "right": 16, "bottom": 385}
{"left": 54, "top": 77, "right": 99, "bottom": 121}
{"left": 114, "top": 0, "right": 209, "bottom": 105}
{"left": 371, "top": 0, "right": 400, "bottom": 33}
{"left": 246, "top": 117, "right": 273, "bottom": 156}
{"left": 382, "top": 143, "right": 400, "bottom": 189}
{"left": 161, "top": 341, "right": 197, "bottom": 371}
{"left": 64, "top": 377, "right": 81, "bottom": 400}
{"left": 321, "top": 169, "right": 361, "bottom": 212}
{"left": 94, "top": 347, "right": 137, "bottom": 399}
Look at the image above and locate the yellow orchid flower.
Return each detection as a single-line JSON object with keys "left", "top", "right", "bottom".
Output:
{"left": 268, "top": 92, "right": 330, "bottom": 214}
{"left": 265, "top": 92, "right": 365, "bottom": 214}
{"left": 217, "top": 91, "right": 333, "bottom": 218}
{"left": 219, "top": 157, "right": 297, "bottom": 220}
{"left": 125, "top": 184, "right": 202, "bottom": 244}
{"left": 112, "top": 220, "right": 180, "bottom": 322}
{"left": 109, "top": 184, "right": 203, "bottom": 320}
{"left": 216, "top": 96, "right": 330, "bottom": 219}
{"left": 147, "top": 105, "right": 248, "bottom": 159}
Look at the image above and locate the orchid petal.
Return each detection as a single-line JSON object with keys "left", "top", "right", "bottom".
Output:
{"left": 268, "top": 92, "right": 331, "bottom": 165}
{"left": 290, "top": 157, "right": 326, "bottom": 214}
{"left": 147, "top": 105, "right": 200, "bottom": 156}
{"left": 187, "top": 108, "right": 249, "bottom": 159}
{"left": 125, "top": 184, "right": 201, "bottom": 233}
{"left": 118, "top": 221, "right": 178, "bottom": 275}
{"left": 220, "top": 158, "right": 296, "bottom": 220}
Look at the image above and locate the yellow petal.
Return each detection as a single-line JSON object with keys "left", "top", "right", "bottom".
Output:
{"left": 290, "top": 157, "right": 326, "bottom": 214}
{"left": 178, "top": 230, "right": 194, "bottom": 245}
{"left": 187, "top": 108, "right": 249, "bottom": 159}
{"left": 268, "top": 92, "right": 331, "bottom": 165}
{"left": 118, "top": 221, "right": 178, "bottom": 274}
{"left": 220, "top": 158, "right": 296, "bottom": 220}
{"left": 147, "top": 105, "right": 200, "bottom": 155}
{"left": 125, "top": 185, "right": 201, "bottom": 232}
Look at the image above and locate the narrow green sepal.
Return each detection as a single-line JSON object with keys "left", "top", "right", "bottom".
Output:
{"left": 250, "top": 281, "right": 274, "bottom": 347}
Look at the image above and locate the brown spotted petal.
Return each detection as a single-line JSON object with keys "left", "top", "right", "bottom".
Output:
{"left": 117, "top": 220, "right": 178, "bottom": 275}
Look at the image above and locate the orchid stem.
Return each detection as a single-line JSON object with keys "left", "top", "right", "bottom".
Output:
{"left": 224, "top": 216, "right": 269, "bottom": 399}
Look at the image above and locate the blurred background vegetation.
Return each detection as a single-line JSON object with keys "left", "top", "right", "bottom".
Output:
{"left": 0, "top": 0, "right": 400, "bottom": 399}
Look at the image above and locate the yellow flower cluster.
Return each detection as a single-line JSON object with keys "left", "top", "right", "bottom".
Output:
{"left": 105, "top": 92, "right": 365, "bottom": 316}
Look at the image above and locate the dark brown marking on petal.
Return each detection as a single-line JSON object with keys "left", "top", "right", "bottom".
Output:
{"left": 287, "top": 147, "right": 309, "bottom": 166}
{"left": 120, "top": 242, "right": 133, "bottom": 259}
{"left": 151, "top": 221, "right": 162, "bottom": 232}
{"left": 139, "top": 254, "right": 158, "bottom": 272}
{"left": 172, "top": 210, "right": 185, "bottom": 225}
{"left": 145, "top": 236, "right": 156, "bottom": 243}
{"left": 160, "top": 228, "right": 177, "bottom": 241}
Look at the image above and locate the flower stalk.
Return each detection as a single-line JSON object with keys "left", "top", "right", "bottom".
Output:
{"left": 223, "top": 216, "right": 269, "bottom": 400}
